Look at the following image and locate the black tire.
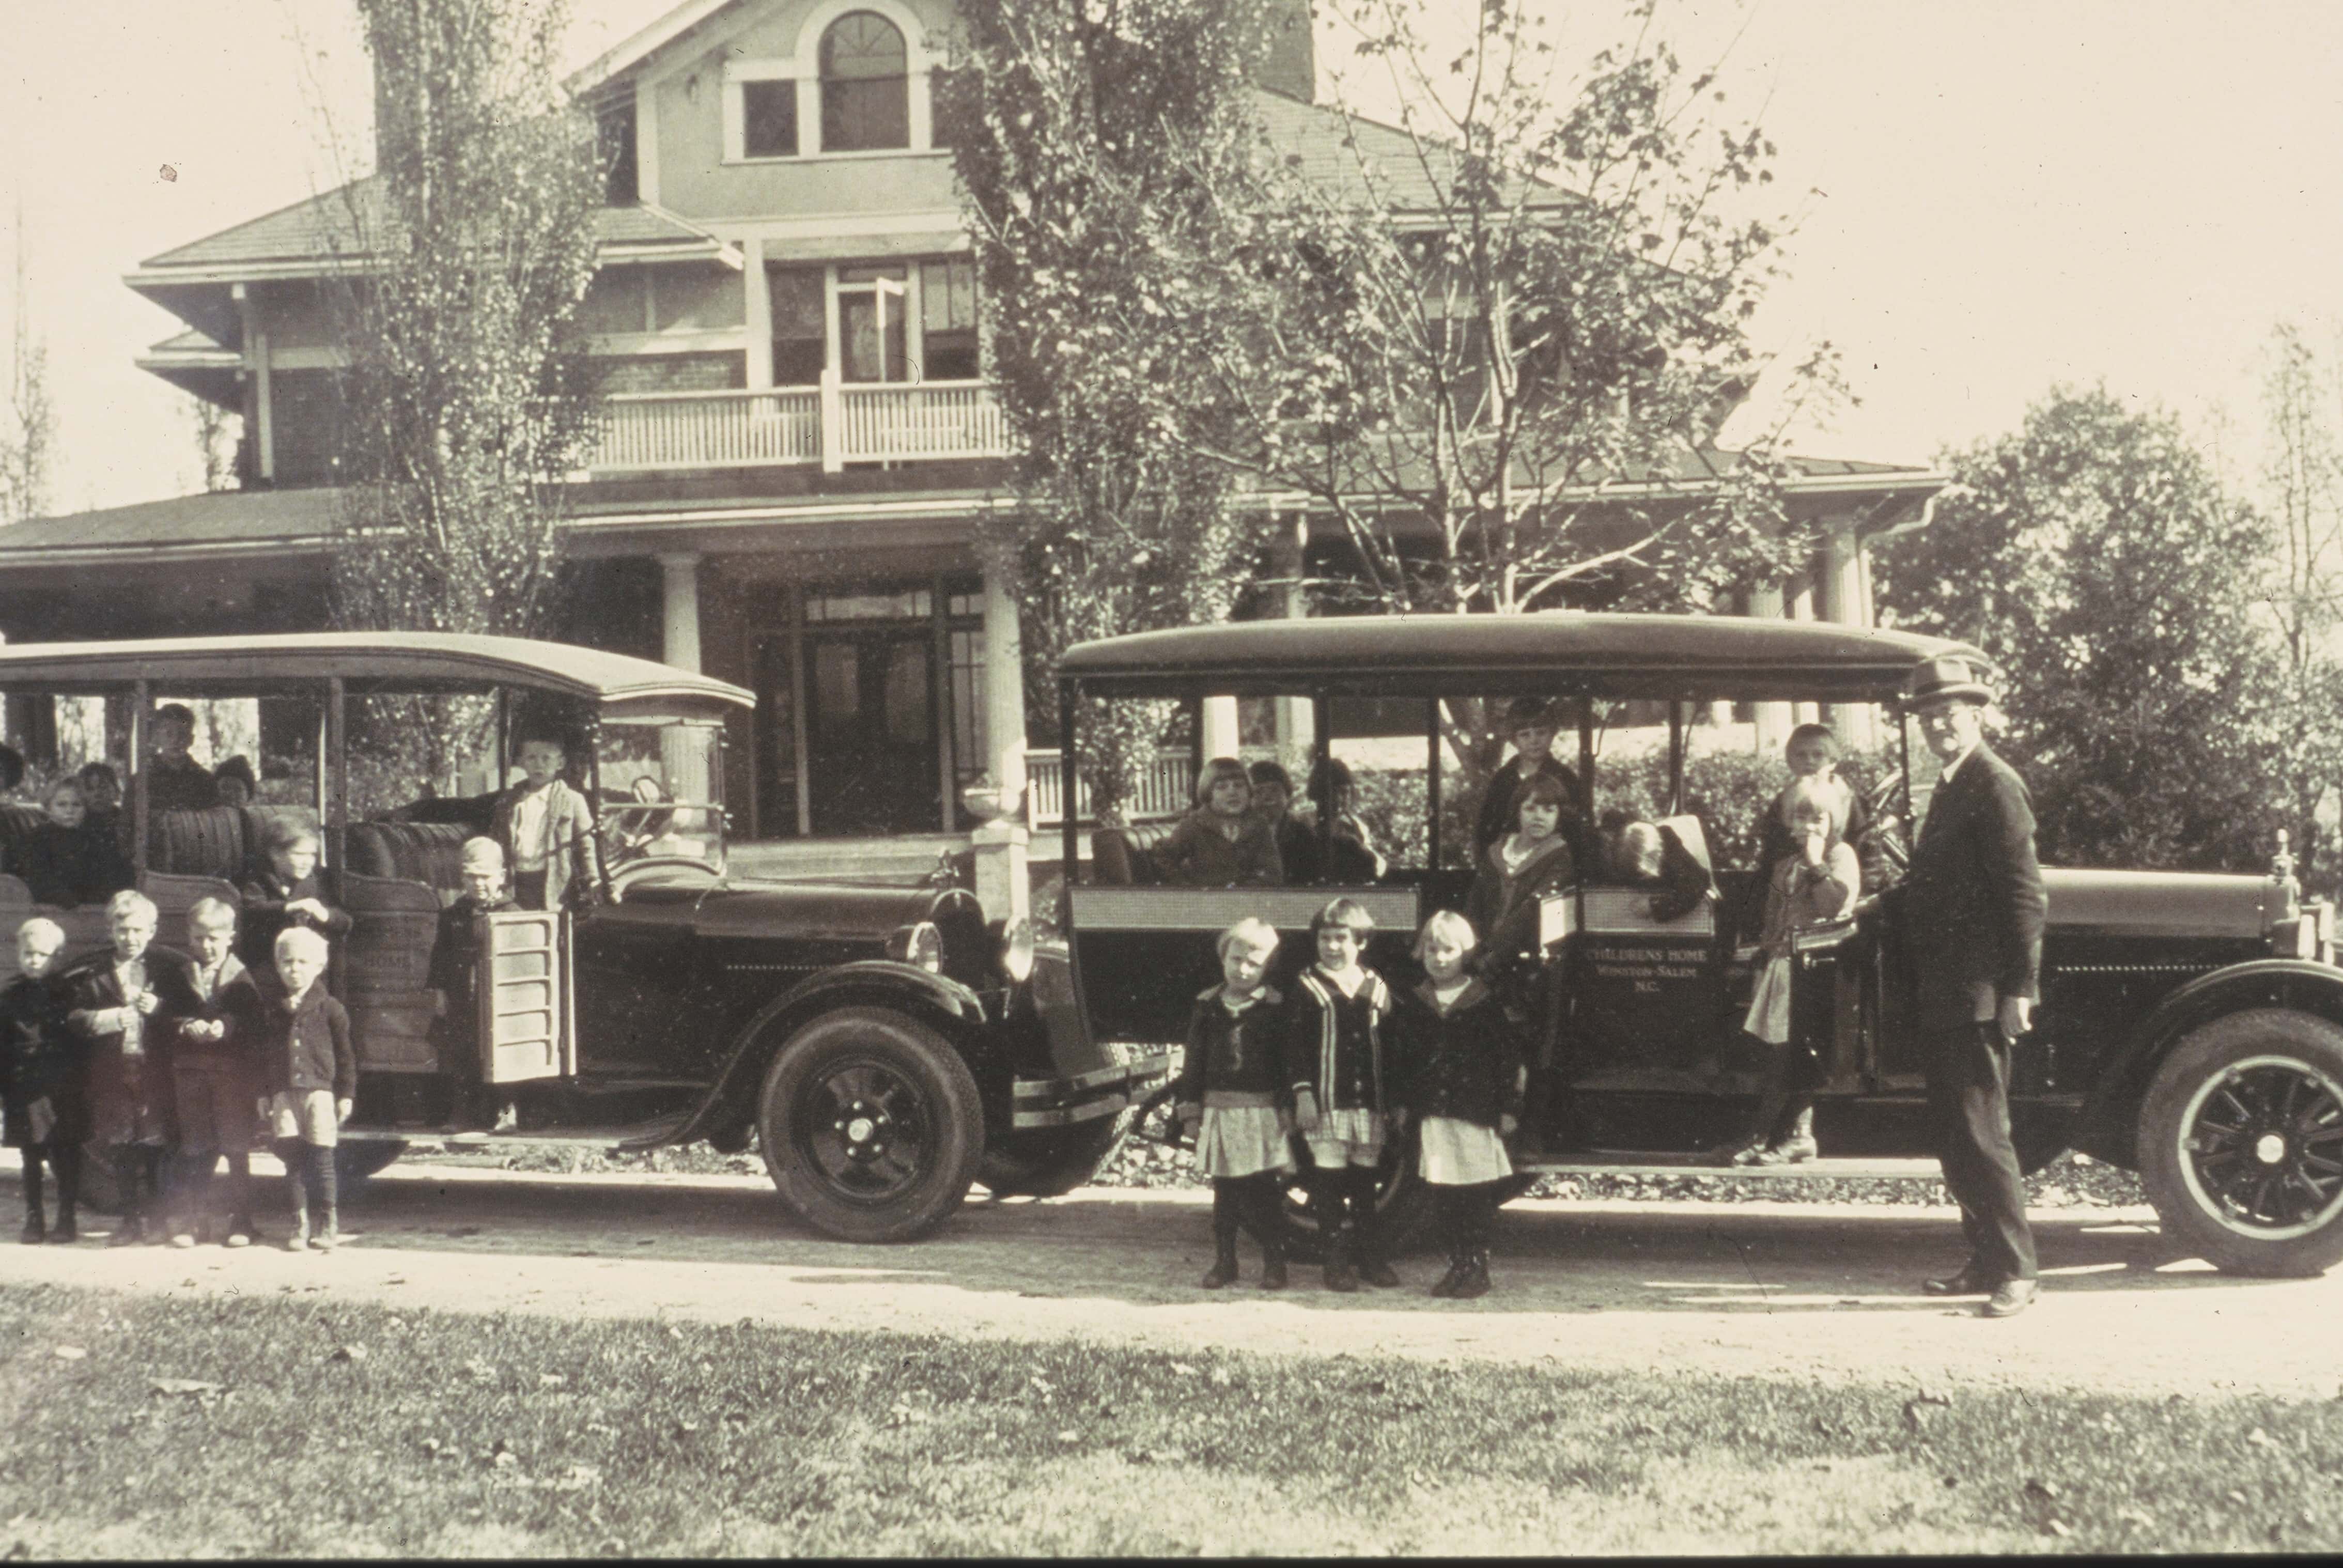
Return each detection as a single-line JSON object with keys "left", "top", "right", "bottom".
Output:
{"left": 977, "top": 1114, "right": 1129, "bottom": 1199}
{"left": 1256, "top": 1131, "right": 1438, "bottom": 1264}
{"left": 335, "top": 1140, "right": 407, "bottom": 1186}
{"left": 2138, "top": 1008, "right": 2343, "bottom": 1278}
{"left": 757, "top": 1007, "right": 984, "bottom": 1243}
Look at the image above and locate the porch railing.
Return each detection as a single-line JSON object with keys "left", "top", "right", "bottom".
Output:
{"left": 589, "top": 378, "right": 1010, "bottom": 475}
{"left": 1025, "top": 747, "right": 1195, "bottom": 827}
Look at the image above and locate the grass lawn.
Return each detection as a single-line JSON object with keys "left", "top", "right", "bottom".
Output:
{"left": 0, "top": 1281, "right": 2333, "bottom": 1557}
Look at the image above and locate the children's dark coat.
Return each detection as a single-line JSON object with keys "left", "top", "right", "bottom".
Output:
{"left": 1155, "top": 809, "right": 1281, "bottom": 888}
{"left": 236, "top": 867, "right": 352, "bottom": 970}
{"left": 6, "top": 822, "right": 135, "bottom": 909}
{"left": 1390, "top": 978, "right": 1526, "bottom": 1130}
{"left": 1282, "top": 967, "right": 1394, "bottom": 1115}
{"left": 0, "top": 973, "right": 87, "bottom": 1147}
{"left": 427, "top": 892, "right": 517, "bottom": 1068}
{"left": 1173, "top": 985, "right": 1289, "bottom": 1113}
{"left": 162, "top": 953, "right": 253, "bottom": 1076}
{"left": 242, "top": 966, "right": 356, "bottom": 1101}
{"left": 61, "top": 945, "right": 194, "bottom": 1135}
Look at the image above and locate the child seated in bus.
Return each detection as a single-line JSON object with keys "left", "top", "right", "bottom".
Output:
{"left": 7, "top": 778, "right": 135, "bottom": 908}
{"left": 1726, "top": 778, "right": 1861, "bottom": 1166}
{"left": 1392, "top": 910, "right": 1524, "bottom": 1299}
{"left": 1756, "top": 724, "right": 1870, "bottom": 876}
{"left": 1464, "top": 772, "right": 1577, "bottom": 968}
{"left": 1285, "top": 896, "right": 1398, "bottom": 1292}
{"left": 1156, "top": 758, "right": 1281, "bottom": 888}
{"left": 428, "top": 837, "right": 519, "bottom": 1134}
{"left": 1175, "top": 917, "right": 1293, "bottom": 1291}
{"left": 237, "top": 822, "right": 351, "bottom": 971}
{"left": 76, "top": 763, "right": 126, "bottom": 850}
{"left": 3, "top": 918, "right": 86, "bottom": 1244}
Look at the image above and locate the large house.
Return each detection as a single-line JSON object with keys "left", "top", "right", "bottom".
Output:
{"left": 1, "top": 0, "right": 1944, "bottom": 849}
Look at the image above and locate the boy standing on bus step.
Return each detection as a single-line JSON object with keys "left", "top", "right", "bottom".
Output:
{"left": 490, "top": 736, "right": 600, "bottom": 913}
{"left": 428, "top": 837, "right": 519, "bottom": 1134}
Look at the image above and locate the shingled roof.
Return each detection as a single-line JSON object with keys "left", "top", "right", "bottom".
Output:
{"left": 133, "top": 188, "right": 733, "bottom": 277}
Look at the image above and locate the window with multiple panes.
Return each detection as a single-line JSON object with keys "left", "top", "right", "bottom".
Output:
{"left": 819, "top": 12, "right": 910, "bottom": 152}
{"left": 742, "top": 78, "right": 799, "bottom": 159}
{"left": 768, "top": 266, "right": 826, "bottom": 385}
{"left": 920, "top": 259, "right": 980, "bottom": 380}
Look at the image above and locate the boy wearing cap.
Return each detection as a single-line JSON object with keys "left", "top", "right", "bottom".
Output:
{"left": 1473, "top": 698, "right": 1586, "bottom": 864}
{"left": 428, "top": 837, "right": 518, "bottom": 1132}
{"left": 1891, "top": 656, "right": 2045, "bottom": 1320}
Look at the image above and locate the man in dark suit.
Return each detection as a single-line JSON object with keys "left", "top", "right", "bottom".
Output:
{"left": 1894, "top": 656, "right": 2047, "bottom": 1318}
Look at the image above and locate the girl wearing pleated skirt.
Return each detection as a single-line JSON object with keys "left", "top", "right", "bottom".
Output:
{"left": 1175, "top": 918, "right": 1295, "bottom": 1290}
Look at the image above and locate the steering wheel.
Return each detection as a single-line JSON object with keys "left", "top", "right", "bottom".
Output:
{"left": 607, "top": 775, "right": 675, "bottom": 865}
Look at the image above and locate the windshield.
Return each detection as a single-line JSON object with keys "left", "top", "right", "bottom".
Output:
{"left": 596, "top": 721, "right": 726, "bottom": 872}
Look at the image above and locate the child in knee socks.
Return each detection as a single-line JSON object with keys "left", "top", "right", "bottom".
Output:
{"left": 252, "top": 928, "right": 353, "bottom": 1251}
{"left": 1392, "top": 910, "right": 1526, "bottom": 1299}
{"left": 1283, "top": 897, "right": 1398, "bottom": 1292}
{"left": 1176, "top": 918, "right": 1294, "bottom": 1291}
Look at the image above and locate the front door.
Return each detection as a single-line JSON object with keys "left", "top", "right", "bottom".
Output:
{"left": 803, "top": 628, "right": 938, "bottom": 834}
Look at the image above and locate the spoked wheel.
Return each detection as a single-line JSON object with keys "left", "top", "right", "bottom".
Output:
{"left": 1255, "top": 1126, "right": 1436, "bottom": 1264}
{"left": 758, "top": 1008, "right": 983, "bottom": 1243}
{"left": 2140, "top": 1009, "right": 2343, "bottom": 1277}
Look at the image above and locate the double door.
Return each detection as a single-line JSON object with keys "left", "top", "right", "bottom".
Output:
{"left": 759, "top": 626, "right": 941, "bottom": 837}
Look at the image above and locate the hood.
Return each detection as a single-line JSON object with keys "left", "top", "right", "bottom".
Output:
{"left": 2043, "top": 866, "right": 2273, "bottom": 940}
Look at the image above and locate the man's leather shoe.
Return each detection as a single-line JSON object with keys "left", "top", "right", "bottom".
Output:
{"left": 1981, "top": 1278, "right": 2038, "bottom": 1318}
{"left": 1922, "top": 1264, "right": 1991, "bottom": 1297}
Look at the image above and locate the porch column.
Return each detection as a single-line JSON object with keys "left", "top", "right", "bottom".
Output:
{"left": 1820, "top": 527, "right": 1874, "bottom": 750}
{"left": 1746, "top": 580, "right": 1792, "bottom": 752}
{"left": 1201, "top": 696, "right": 1242, "bottom": 762}
{"left": 742, "top": 238, "right": 772, "bottom": 391}
{"left": 658, "top": 552, "right": 703, "bottom": 673}
{"left": 1271, "top": 516, "right": 1315, "bottom": 768}
{"left": 1786, "top": 569, "right": 1821, "bottom": 727}
{"left": 972, "top": 558, "right": 1030, "bottom": 927}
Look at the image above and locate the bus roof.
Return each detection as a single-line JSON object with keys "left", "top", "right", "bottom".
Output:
{"left": 1059, "top": 614, "right": 1989, "bottom": 703}
{"left": 0, "top": 632, "right": 753, "bottom": 712}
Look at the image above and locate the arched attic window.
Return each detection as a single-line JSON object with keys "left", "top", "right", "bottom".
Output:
{"left": 820, "top": 11, "right": 910, "bottom": 152}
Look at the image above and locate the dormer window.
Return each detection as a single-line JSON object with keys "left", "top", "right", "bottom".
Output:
{"left": 819, "top": 12, "right": 909, "bottom": 152}
{"left": 720, "top": 4, "right": 935, "bottom": 162}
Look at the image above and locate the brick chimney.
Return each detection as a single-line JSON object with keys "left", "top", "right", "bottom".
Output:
{"left": 1258, "top": 0, "right": 1314, "bottom": 103}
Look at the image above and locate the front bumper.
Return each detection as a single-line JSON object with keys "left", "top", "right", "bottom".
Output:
{"left": 1010, "top": 1051, "right": 1174, "bottom": 1130}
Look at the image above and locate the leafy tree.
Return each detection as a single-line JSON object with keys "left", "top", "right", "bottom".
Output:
{"left": 1873, "top": 386, "right": 2284, "bottom": 872}
{"left": 327, "top": 0, "right": 602, "bottom": 641}
{"left": 189, "top": 395, "right": 239, "bottom": 493}
{"left": 942, "top": 0, "right": 1286, "bottom": 820}
{"left": 325, "top": 0, "right": 605, "bottom": 784}
{"left": 1, "top": 210, "right": 54, "bottom": 524}
{"left": 2254, "top": 321, "right": 2343, "bottom": 887}
{"left": 1196, "top": 0, "right": 1831, "bottom": 792}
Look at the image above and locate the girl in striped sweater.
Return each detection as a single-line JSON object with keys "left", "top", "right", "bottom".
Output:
{"left": 1285, "top": 897, "right": 1399, "bottom": 1292}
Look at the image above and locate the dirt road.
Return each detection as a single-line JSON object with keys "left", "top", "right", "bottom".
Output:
{"left": 2, "top": 1161, "right": 2333, "bottom": 1400}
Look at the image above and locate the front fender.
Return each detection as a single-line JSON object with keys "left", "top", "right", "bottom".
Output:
{"left": 660, "top": 961, "right": 996, "bottom": 1148}
{"left": 2072, "top": 958, "right": 2343, "bottom": 1166}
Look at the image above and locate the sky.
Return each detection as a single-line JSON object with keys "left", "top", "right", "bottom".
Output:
{"left": 3, "top": 0, "right": 2340, "bottom": 516}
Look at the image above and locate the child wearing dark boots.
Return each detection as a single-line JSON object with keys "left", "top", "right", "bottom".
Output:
{"left": 1285, "top": 896, "right": 1398, "bottom": 1293}
{"left": 252, "top": 927, "right": 354, "bottom": 1252}
{"left": 163, "top": 898, "right": 262, "bottom": 1247}
{"left": 1392, "top": 910, "right": 1525, "bottom": 1299}
{"left": 3, "top": 918, "right": 86, "bottom": 1244}
{"left": 1176, "top": 917, "right": 1293, "bottom": 1291}
{"left": 64, "top": 890, "right": 186, "bottom": 1246}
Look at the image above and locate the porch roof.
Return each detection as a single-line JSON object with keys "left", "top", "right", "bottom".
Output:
{"left": 1060, "top": 613, "right": 1987, "bottom": 704}
{"left": 0, "top": 488, "right": 342, "bottom": 562}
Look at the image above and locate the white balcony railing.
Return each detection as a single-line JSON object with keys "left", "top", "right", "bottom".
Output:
{"left": 589, "top": 378, "right": 1010, "bottom": 475}
{"left": 1025, "top": 747, "right": 1196, "bottom": 827}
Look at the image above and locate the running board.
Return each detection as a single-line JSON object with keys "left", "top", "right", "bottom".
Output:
{"left": 1523, "top": 1156, "right": 1945, "bottom": 1181}
{"left": 341, "top": 1115, "right": 692, "bottom": 1154}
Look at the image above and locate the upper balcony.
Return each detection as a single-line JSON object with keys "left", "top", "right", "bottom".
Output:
{"left": 587, "top": 377, "right": 1009, "bottom": 476}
